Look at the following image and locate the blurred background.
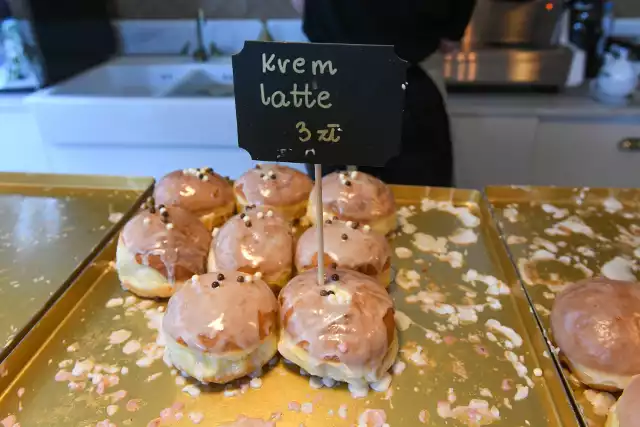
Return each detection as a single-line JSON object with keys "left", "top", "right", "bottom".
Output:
{"left": 0, "top": 0, "right": 639, "bottom": 188}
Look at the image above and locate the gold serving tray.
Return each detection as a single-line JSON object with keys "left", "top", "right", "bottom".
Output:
{"left": 0, "top": 186, "right": 578, "bottom": 426}
{"left": 0, "top": 172, "right": 154, "bottom": 364}
{"left": 486, "top": 185, "right": 640, "bottom": 427}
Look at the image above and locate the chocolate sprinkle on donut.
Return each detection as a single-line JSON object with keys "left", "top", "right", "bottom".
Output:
{"left": 320, "top": 289, "right": 335, "bottom": 297}
{"left": 341, "top": 233, "right": 348, "bottom": 241}
{"left": 240, "top": 213, "right": 246, "bottom": 219}
{"left": 211, "top": 281, "right": 220, "bottom": 288}
{"left": 270, "top": 174, "right": 277, "bottom": 180}
{"left": 217, "top": 273, "right": 225, "bottom": 281}
{"left": 331, "top": 274, "right": 340, "bottom": 281}
{"left": 351, "top": 222, "right": 359, "bottom": 229}
{"left": 245, "top": 220, "right": 252, "bottom": 227}
{"left": 237, "top": 275, "right": 245, "bottom": 283}
{"left": 344, "top": 180, "right": 352, "bottom": 186}
{"left": 325, "top": 219, "right": 332, "bottom": 225}
{"left": 330, "top": 263, "right": 338, "bottom": 269}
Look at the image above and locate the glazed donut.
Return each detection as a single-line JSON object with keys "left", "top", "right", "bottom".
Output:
{"left": 550, "top": 278, "right": 640, "bottom": 391}
{"left": 234, "top": 164, "right": 312, "bottom": 221}
{"left": 208, "top": 207, "right": 294, "bottom": 291}
{"left": 606, "top": 375, "right": 640, "bottom": 427}
{"left": 278, "top": 268, "right": 397, "bottom": 388}
{"left": 306, "top": 171, "right": 397, "bottom": 236}
{"left": 154, "top": 168, "right": 235, "bottom": 231}
{"left": 163, "top": 271, "right": 279, "bottom": 384}
{"left": 115, "top": 202, "right": 211, "bottom": 298}
{"left": 295, "top": 219, "right": 391, "bottom": 286}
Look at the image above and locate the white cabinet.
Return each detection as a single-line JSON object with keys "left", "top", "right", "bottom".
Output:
{"left": 451, "top": 115, "right": 539, "bottom": 189}
{"left": 0, "top": 104, "right": 50, "bottom": 173}
{"left": 532, "top": 117, "right": 640, "bottom": 187}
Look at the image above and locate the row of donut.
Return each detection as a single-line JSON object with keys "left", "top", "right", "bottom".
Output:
{"left": 550, "top": 278, "right": 640, "bottom": 427}
{"left": 161, "top": 267, "right": 397, "bottom": 390}
{"left": 115, "top": 164, "right": 396, "bottom": 299}
{"left": 154, "top": 164, "right": 397, "bottom": 234}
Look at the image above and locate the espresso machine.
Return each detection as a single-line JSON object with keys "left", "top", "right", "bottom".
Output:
{"left": 445, "top": 0, "right": 574, "bottom": 90}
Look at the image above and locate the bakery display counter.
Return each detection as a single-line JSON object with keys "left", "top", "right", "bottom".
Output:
{"left": 0, "top": 185, "right": 578, "bottom": 427}
{"left": 0, "top": 173, "right": 153, "bottom": 364}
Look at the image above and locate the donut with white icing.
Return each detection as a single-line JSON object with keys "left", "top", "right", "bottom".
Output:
{"left": 607, "top": 375, "right": 640, "bottom": 427}
{"left": 163, "top": 271, "right": 279, "bottom": 383}
{"left": 208, "top": 207, "right": 294, "bottom": 291}
{"left": 234, "top": 164, "right": 313, "bottom": 221}
{"left": 154, "top": 168, "right": 235, "bottom": 231}
{"left": 551, "top": 278, "right": 640, "bottom": 391}
{"left": 295, "top": 219, "right": 391, "bottom": 286}
{"left": 115, "top": 202, "right": 211, "bottom": 298}
{"left": 306, "top": 171, "right": 397, "bottom": 235}
{"left": 278, "top": 268, "right": 397, "bottom": 387}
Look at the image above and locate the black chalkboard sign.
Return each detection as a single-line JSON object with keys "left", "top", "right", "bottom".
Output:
{"left": 232, "top": 41, "right": 407, "bottom": 166}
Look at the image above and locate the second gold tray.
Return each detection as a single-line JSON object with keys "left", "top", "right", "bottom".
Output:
{"left": 0, "top": 186, "right": 578, "bottom": 426}
{"left": 487, "top": 185, "right": 640, "bottom": 427}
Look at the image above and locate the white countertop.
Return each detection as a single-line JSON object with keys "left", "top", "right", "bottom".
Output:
{"left": 5, "top": 85, "right": 640, "bottom": 118}
{"left": 447, "top": 86, "right": 640, "bottom": 118}
{"left": 0, "top": 92, "right": 32, "bottom": 111}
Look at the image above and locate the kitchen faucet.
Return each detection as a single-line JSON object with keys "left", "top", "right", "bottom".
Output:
{"left": 193, "top": 8, "right": 208, "bottom": 62}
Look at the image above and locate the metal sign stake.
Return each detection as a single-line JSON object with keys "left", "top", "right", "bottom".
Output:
{"left": 314, "top": 164, "right": 324, "bottom": 285}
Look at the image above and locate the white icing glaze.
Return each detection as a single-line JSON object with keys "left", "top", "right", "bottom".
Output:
{"left": 395, "top": 247, "right": 413, "bottom": 259}
{"left": 370, "top": 372, "right": 392, "bottom": 392}
{"left": 514, "top": 385, "right": 529, "bottom": 401}
{"left": 503, "top": 207, "right": 519, "bottom": 223}
{"left": 395, "top": 269, "right": 421, "bottom": 290}
{"left": 449, "top": 228, "right": 478, "bottom": 245}
{"left": 462, "top": 270, "right": 510, "bottom": 295}
{"left": 485, "top": 319, "right": 523, "bottom": 347}
{"left": 602, "top": 256, "right": 637, "bottom": 281}
{"left": 163, "top": 272, "right": 278, "bottom": 354}
{"left": 295, "top": 220, "right": 390, "bottom": 277}
{"left": 119, "top": 207, "right": 211, "bottom": 284}
{"left": 603, "top": 196, "right": 623, "bottom": 214}
{"left": 420, "top": 199, "right": 480, "bottom": 228}
{"left": 412, "top": 233, "right": 448, "bottom": 254}
{"left": 541, "top": 204, "right": 568, "bottom": 219}
{"left": 211, "top": 208, "right": 293, "bottom": 284}
{"left": 312, "top": 171, "right": 395, "bottom": 223}
{"left": 279, "top": 269, "right": 395, "bottom": 373}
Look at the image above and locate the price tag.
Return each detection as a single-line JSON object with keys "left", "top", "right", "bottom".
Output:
{"left": 232, "top": 41, "right": 406, "bottom": 166}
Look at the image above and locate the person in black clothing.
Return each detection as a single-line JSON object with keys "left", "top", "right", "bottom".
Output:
{"left": 0, "top": 0, "right": 10, "bottom": 19}
{"left": 295, "top": 0, "right": 476, "bottom": 186}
